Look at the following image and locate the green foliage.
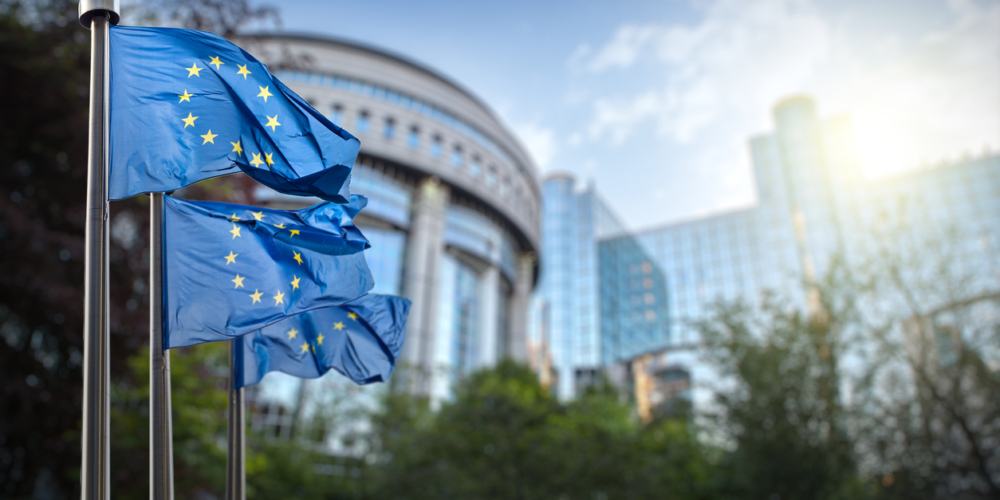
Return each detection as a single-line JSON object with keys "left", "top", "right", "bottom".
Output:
{"left": 698, "top": 298, "right": 862, "bottom": 500}
{"left": 111, "top": 343, "right": 229, "bottom": 498}
{"left": 365, "top": 360, "right": 712, "bottom": 500}
{"left": 0, "top": 1, "right": 154, "bottom": 496}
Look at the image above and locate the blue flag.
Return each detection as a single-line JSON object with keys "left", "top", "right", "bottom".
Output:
{"left": 109, "top": 26, "right": 360, "bottom": 202}
{"left": 233, "top": 294, "right": 411, "bottom": 388}
{"left": 163, "top": 195, "right": 374, "bottom": 349}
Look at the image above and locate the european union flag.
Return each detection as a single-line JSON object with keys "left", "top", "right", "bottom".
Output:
{"left": 233, "top": 294, "right": 411, "bottom": 388}
{"left": 163, "top": 195, "right": 374, "bottom": 349}
{"left": 109, "top": 26, "right": 359, "bottom": 202}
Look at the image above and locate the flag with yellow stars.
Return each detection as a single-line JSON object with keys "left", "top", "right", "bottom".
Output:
{"left": 233, "top": 294, "right": 410, "bottom": 388}
{"left": 162, "top": 195, "right": 374, "bottom": 349}
{"left": 108, "top": 26, "right": 360, "bottom": 203}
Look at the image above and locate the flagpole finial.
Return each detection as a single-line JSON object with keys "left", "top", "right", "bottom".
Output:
{"left": 78, "top": 0, "right": 120, "bottom": 28}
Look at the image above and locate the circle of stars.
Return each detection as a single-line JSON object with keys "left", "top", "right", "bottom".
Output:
{"left": 174, "top": 55, "right": 283, "bottom": 173}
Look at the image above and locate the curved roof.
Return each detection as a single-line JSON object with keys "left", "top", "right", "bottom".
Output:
{"left": 239, "top": 31, "right": 542, "bottom": 254}
{"left": 241, "top": 32, "right": 507, "bottom": 138}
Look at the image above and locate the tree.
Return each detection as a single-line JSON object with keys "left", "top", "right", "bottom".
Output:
{"left": 694, "top": 200, "right": 1000, "bottom": 499}
{"left": 0, "top": 2, "right": 151, "bottom": 496}
{"left": 696, "top": 268, "right": 863, "bottom": 500}
{"left": 845, "top": 208, "right": 1000, "bottom": 499}
{"left": 0, "top": 1, "right": 280, "bottom": 496}
{"left": 363, "top": 361, "right": 712, "bottom": 500}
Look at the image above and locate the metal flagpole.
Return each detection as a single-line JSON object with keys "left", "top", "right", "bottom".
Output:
{"left": 225, "top": 340, "right": 246, "bottom": 500}
{"left": 149, "top": 192, "right": 174, "bottom": 500}
{"left": 78, "top": 2, "right": 120, "bottom": 499}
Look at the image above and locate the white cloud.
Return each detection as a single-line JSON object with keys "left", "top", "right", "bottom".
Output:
{"left": 584, "top": 25, "right": 661, "bottom": 72}
{"left": 580, "top": 0, "right": 833, "bottom": 146}
{"left": 832, "top": 0, "right": 1000, "bottom": 176}
{"left": 573, "top": 0, "right": 1000, "bottom": 171}
{"left": 512, "top": 122, "right": 559, "bottom": 170}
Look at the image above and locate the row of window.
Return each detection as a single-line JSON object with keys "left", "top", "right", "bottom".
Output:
{"left": 278, "top": 69, "right": 532, "bottom": 180}
{"left": 331, "top": 105, "right": 529, "bottom": 215}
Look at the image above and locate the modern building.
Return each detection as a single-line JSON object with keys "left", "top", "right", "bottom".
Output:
{"left": 529, "top": 176, "right": 610, "bottom": 400}
{"left": 238, "top": 33, "right": 541, "bottom": 408}
{"left": 535, "top": 95, "right": 1000, "bottom": 409}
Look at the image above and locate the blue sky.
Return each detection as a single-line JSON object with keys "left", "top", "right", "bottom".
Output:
{"left": 276, "top": 0, "right": 999, "bottom": 230}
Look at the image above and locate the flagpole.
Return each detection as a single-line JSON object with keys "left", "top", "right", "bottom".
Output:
{"left": 78, "top": 2, "right": 119, "bottom": 499}
{"left": 226, "top": 340, "right": 246, "bottom": 500}
{"left": 149, "top": 192, "right": 174, "bottom": 499}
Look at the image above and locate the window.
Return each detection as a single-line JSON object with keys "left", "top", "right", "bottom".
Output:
{"left": 356, "top": 111, "right": 369, "bottom": 134}
{"left": 431, "top": 135, "right": 442, "bottom": 157}
{"left": 486, "top": 167, "right": 497, "bottom": 187}
{"left": 330, "top": 104, "right": 342, "bottom": 125}
{"left": 451, "top": 146, "right": 463, "bottom": 168}
{"left": 383, "top": 118, "right": 395, "bottom": 139}
{"left": 407, "top": 126, "right": 420, "bottom": 149}
{"left": 469, "top": 156, "right": 481, "bottom": 177}
{"left": 500, "top": 177, "right": 510, "bottom": 198}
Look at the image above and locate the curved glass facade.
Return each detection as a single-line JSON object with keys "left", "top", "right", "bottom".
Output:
{"left": 241, "top": 35, "right": 539, "bottom": 412}
{"left": 361, "top": 227, "right": 407, "bottom": 296}
{"left": 444, "top": 204, "right": 519, "bottom": 282}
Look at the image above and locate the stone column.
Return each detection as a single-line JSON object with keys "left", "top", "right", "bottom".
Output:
{"left": 506, "top": 252, "right": 535, "bottom": 362}
{"left": 477, "top": 265, "right": 500, "bottom": 368}
{"left": 401, "top": 177, "right": 449, "bottom": 394}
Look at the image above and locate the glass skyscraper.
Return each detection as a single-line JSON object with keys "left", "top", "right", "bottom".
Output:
{"left": 536, "top": 95, "right": 1000, "bottom": 406}
{"left": 529, "top": 175, "right": 642, "bottom": 400}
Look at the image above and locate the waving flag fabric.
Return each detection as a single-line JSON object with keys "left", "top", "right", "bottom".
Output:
{"left": 109, "top": 26, "right": 359, "bottom": 202}
{"left": 233, "top": 294, "right": 410, "bottom": 388}
{"left": 162, "top": 195, "right": 374, "bottom": 349}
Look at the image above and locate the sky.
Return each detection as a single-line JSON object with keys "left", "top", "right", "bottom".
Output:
{"left": 276, "top": 0, "right": 1000, "bottom": 230}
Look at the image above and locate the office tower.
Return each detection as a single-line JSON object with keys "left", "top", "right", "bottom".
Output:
{"left": 530, "top": 175, "right": 629, "bottom": 400}
{"left": 540, "top": 95, "right": 1000, "bottom": 409}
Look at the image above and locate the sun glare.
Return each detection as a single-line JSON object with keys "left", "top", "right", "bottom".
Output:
{"left": 842, "top": 83, "right": 935, "bottom": 181}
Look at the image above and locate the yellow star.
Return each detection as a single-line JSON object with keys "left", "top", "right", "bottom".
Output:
{"left": 252, "top": 211, "right": 265, "bottom": 221}
{"left": 186, "top": 63, "right": 203, "bottom": 77}
{"left": 300, "top": 342, "right": 309, "bottom": 354}
{"left": 249, "top": 153, "right": 264, "bottom": 168}
{"left": 200, "top": 129, "right": 218, "bottom": 144}
{"left": 178, "top": 90, "right": 193, "bottom": 103}
{"left": 334, "top": 322, "right": 344, "bottom": 331}
{"left": 290, "top": 275, "right": 300, "bottom": 290}
{"left": 275, "top": 223, "right": 286, "bottom": 229}
{"left": 265, "top": 115, "right": 280, "bottom": 132}
{"left": 225, "top": 251, "right": 238, "bottom": 265}
{"left": 228, "top": 213, "right": 240, "bottom": 221}
{"left": 265, "top": 152, "right": 275, "bottom": 167}
{"left": 230, "top": 141, "right": 243, "bottom": 157}
{"left": 209, "top": 56, "right": 224, "bottom": 70}
{"left": 293, "top": 251, "right": 303, "bottom": 265}
{"left": 289, "top": 229, "right": 300, "bottom": 238}
{"left": 257, "top": 85, "right": 272, "bottom": 102}
{"left": 249, "top": 289, "right": 263, "bottom": 304}
{"left": 237, "top": 64, "right": 251, "bottom": 79}
{"left": 273, "top": 290, "right": 285, "bottom": 305}
{"left": 182, "top": 113, "right": 198, "bottom": 128}
{"left": 347, "top": 312, "right": 358, "bottom": 320}
{"left": 317, "top": 333, "right": 325, "bottom": 345}
{"left": 312, "top": 344, "right": 316, "bottom": 354}
{"left": 286, "top": 328, "right": 298, "bottom": 340}
{"left": 229, "top": 224, "right": 241, "bottom": 239}
{"left": 232, "top": 274, "right": 245, "bottom": 289}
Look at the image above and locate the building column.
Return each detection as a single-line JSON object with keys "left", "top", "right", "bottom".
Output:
{"left": 401, "top": 177, "right": 449, "bottom": 394}
{"left": 507, "top": 252, "right": 535, "bottom": 363}
{"left": 477, "top": 265, "right": 500, "bottom": 368}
